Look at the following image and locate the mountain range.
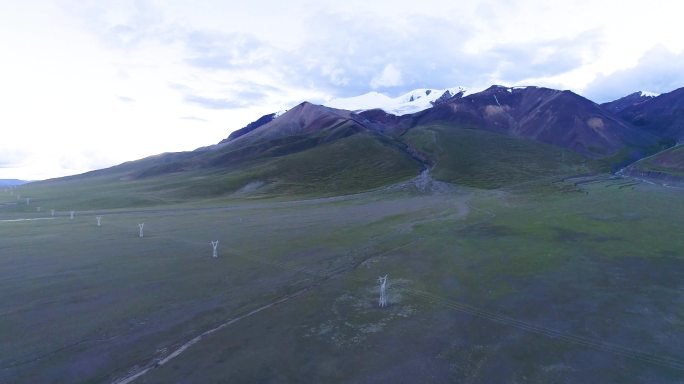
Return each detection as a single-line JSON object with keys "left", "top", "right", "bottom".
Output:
{"left": 34, "top": 84, "right": 684, "bottom": 202}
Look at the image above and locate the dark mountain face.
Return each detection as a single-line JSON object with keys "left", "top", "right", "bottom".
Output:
{"left": 352, "top": 108, "right": 414, "bottom": 135}
{"left": 220, "top": 113, "right": 276, "bottom": 143}
{"left": 617, "top": 87, "right": 684, "bottom": 141}
{"left": 601, "top": 92, "right": 656, "bottom": 114}
{"left": 415, "top": 85, "right": 658, "bottom": 158}
{"left": 431, "top": 89, "right": 465, "bottom": 106}
{"left": 226, "top": 102, "right": 354, "bottom": 144}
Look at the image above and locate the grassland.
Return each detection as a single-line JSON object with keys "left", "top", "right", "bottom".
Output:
{"left": 2, "top": 173, "right": 684, "bottom": 383}
{"left": 402, "top": 124, "right": 600, "bottom": 189}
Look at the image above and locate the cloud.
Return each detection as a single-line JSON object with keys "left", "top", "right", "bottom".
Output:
{"left": 174, "top": 81, "right": 275, "bottom": 110}
{"left": 60, "top": 0, "right": 172, "bottom": 49}
{"left": 63, "top": 2, "right": 600, "bottom": 106}
{"left": 370, "top": 64, "right": 404, "bottom": 89}
{"left": 491, "top": 30, "right": 602, "bottom": 82}
{"left": 58, "top": 149, "right": 118, "bottom": 172}
{"left": 179, "top": 116, "right": 207, "bottom": 122}
{"left": 117, "top": 95, "right": 135, "bottom": 102}
{"left": 275, "top": 12, "right": 493, "bottom": 96}
{"left": 57, "top": 1, "right": 684, "bottom": 104}
{"left": 183, "top": 94, "right": 245, "bottom": 109}
{"left": 184, "top": 31, "right": 273, "bottom": 70}
{"left": 269, "top": 11, "right": 600, "bottom": 97}
{"left": 0, "top": 149, "right": 28, "bottom": 168}
{"left": 583, "top": 46, "right": 684, "bottom": 102}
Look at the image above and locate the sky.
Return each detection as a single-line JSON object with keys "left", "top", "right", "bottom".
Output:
{"left": 1, "top": 0, "right": 683, "bottom": 180}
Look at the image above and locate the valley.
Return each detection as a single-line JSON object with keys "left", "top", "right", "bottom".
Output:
{"left": 2, "top": 173, "right": 684, "bottom": 383}
{"left": 6, "top": 2, "right": 684, "bottom": 382}
{"left": 2, "top": 84, "right": 684, "bottom": 383}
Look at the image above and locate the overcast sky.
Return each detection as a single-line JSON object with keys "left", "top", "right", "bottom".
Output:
{"left": 2, "top": 0, "right": 683, "bottom": 180}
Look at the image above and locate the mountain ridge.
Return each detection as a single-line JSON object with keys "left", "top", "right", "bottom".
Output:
{"left": 601, "top": 91, "right": 659, "bottom": 114}
{"left": 615, "top": 87, "right": 684, "bottom": 141}
{"left": 325, "top": 86, "right": 467, "bottom": 115}
{"left": 413, "top": 85, "right": 660, "bottom": 159}
{"left": 28, "top": 84, "right": 684, "bottom": 202}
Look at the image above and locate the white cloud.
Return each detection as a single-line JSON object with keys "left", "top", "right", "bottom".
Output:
{"left": 370, "top": 64, "right": 404, "bottom": 89}
{"left": 583, "top": 46, "right": 684, "bottom": 102}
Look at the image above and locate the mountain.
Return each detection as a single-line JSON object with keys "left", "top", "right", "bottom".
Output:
{"left": 597, "top": 87, "right": 684, "bottom": 184}
{"left": 29, "top": 84, "right": 684, "bottom": 207}
{"left": 325, "top": 86, "right": 466, "bottom": 115}
{"left": 0, "top": 179, "right": 29, "bottom": 186}
{"left": 224, "top": 102, "right": 354, "bottom": 144}
{"left": 601, "top": 91, "right": 659, "bottom": 114}
{"left": 415, "top": 85, "right": 660, "bottom": 160}
{"left": 615, "top": 87, "right": 684, "bottom": 141}
{"left": 46, "top": 101, "right": 424, "bottom": 202}
{"left": 109, "top": 102, "right": 370, "bottom": 179}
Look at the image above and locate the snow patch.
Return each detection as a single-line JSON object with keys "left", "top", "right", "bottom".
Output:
{"left": 639, "top": 90, "right": 660, "bottom": 98}
{"left": 325, "top": 86, "right": 467, "bottom": 115}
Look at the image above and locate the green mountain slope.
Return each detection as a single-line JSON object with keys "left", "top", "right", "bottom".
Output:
{"left": 170, "top": 132, "right": 422, "bottom": 198}
{"left": 19, "top": 132, "right": 421, "bottom": 210}
{"left": 18, "top": 122, "right": 603, "bottom": 210}
{"left": 402, "top": 123, "right": 599, "bottom": 189}
{"left": 621, "top": 144, "right": 684, "bottom": 184}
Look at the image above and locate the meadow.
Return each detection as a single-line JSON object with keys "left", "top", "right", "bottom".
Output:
{"left": 1, "top": 175, "right": 684, "bottom": 383}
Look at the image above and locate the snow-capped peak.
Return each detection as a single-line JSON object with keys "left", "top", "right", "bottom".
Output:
{"left": 324, "top": 86, "right": 467, "bottom": 115}
{"left": 639, "top": 90, "right": 660, "bottom": 98}
{"left": 323, "top": 92, "right": 394, "bottom": 112}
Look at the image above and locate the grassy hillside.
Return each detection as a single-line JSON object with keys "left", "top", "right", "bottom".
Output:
{"left": 163, "top": 132, "right": 421, "bottom": 198}
{"left": 13, "top": 123, "right": 604, "bottom": 212}
{"left": 14, "top": 133, "right": 421, "bottom": 211}
{"left": 622, "top": 144, "right": 684, "bottom": 182}
{"left": 402, "top": 124, "right": 600, "bottom": 189}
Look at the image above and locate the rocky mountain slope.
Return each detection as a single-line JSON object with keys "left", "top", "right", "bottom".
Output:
{"left": 601, "top": 91, "right": 659, "bottom": 114}
{"left": 615, "top": 87, "right": 684, "bottom": 141}
{"left": 415, "top": 85, "right": 659, "bottom": 159}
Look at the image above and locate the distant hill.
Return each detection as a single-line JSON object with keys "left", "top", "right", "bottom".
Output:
{"left": 0, "top": 179, "right": 29, "bottom": 186}
{"left": 620, "top": 144, "right": 684, "bottom": 185}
